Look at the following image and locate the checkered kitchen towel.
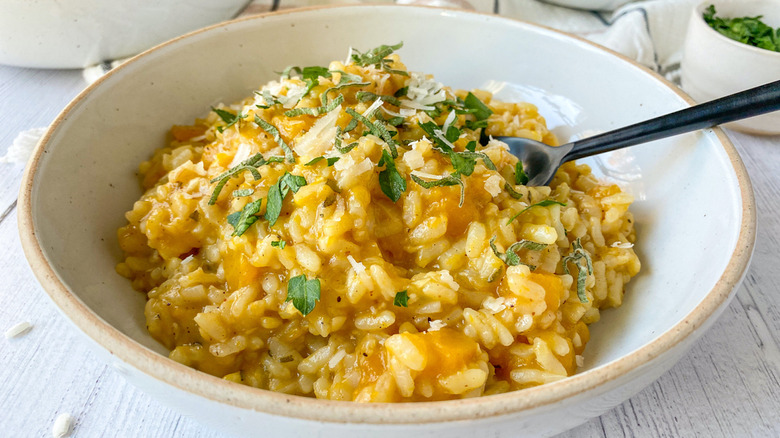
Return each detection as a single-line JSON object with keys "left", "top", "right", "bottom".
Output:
{"left": 5, "top": 0, "right": 701, "bottom": 164}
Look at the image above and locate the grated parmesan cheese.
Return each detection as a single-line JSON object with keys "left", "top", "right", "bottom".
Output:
{"left": 362, "top": 98, "right": 384, "bottom": 118}
{"left": 402, "top": 148, "right": 425, "bottom": 170}
{"left": 344, "top": 46, "right": 354, "bottom": 65}
{"left": 281, "top": 81, "right": 308, "bottom": 109}
{"left": 441, "top": 110, "right": 457, "bottom": 134}
{"left": 432, "top": 129, "right": 457, "bottom": 151}
{"left": 380, "top": 106, "right": 405, "bottom": 118}
{"left": 4, "top": 321, "right": 33, "bottom": 339}
{"left": 404, "top": 71, "right": 447, "bottom": 107}
{"left": 400, "top": 108, "right": 417, "bottom": 117}
{"left": 611, "top": 241, "right": 634, "bottom": 249}
{"left": 428, "top": 320, "right": 446, "bottom": 332}
{"left": 293, "top": 105, "right": 341, "bottom": 159}
{"left": 228, "top": 142, "right": 253, "bottom": 167}
{"left": 352, "top": 158, "right": 373, "bottom": 177}
{"left": 484, "top": 174, "right": 503, "bottom": 197}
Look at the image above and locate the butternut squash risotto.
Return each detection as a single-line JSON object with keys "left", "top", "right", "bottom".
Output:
{"left": 116, "top": 43, "right": 640, "bottom": 402}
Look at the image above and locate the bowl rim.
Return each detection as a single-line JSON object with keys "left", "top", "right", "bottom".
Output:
{"left": 693, "top": 0, "right": 780, "bottom": 58}
{"left": 17, "top": 4, "right": 756, "bottom": 425}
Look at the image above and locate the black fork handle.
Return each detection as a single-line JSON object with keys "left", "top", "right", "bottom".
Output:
{"left": 564, "top": 79, "right": 780, "bottom": 161}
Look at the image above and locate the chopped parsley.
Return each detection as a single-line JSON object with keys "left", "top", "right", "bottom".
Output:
{"left": 378, "top": 150, "right": 406, "bottom": 202}
{"left": 489, "top": 235, "right": 547, "bottom": 269}
{"left": 254, "top": 116, "right": 295, "bottom": 163}
{"left": 286, "top": 275, "right": 321, "bottom": 316}
{"left": 271, "top": 240, "right": 287, "bottom": 249}
{"left": 265, "top": 172, "right": 308, "bottom": 227}
{"left": 393, "top": 290, "right": 409, "bottom": 307}
{"left": 507, "top": 200, "right": 567, "bottom": 225}
{"left": 226, "top": 199, "right": 263, "bottom": 237}
{"left": 703, "top": 5, "right": 780, "bottom": 52}
{"left": 211, "top": 107, "right": 247, "bottom": 133}
{"left": 562, "top": 238, "right": 593, "bottom": 303}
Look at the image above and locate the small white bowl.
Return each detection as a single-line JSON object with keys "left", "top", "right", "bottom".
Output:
{"left": 0, "top": 0, "right": 251, "bottom": 69}
{"left": 18, "top": 5, "right": 755, "bottom": 437}
{"left": 681, "top": 0, "right": 780, "bottom": 135}
{"left": 540, "top": 0, "right": 632, "bottom": 11}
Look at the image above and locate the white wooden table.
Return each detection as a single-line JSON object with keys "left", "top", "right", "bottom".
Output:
{"left": 1, "top": 62, "right": 778, "bottom": 438}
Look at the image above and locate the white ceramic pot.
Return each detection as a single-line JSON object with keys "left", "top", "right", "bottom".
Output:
{"left": 19, "top": 5, "right": 755, "bottom": 437}
{"left": 681, "top": 0, "right": 780, "bottom": 135}
{"left": 0, "top": 0, "right": 251, "bottom": 69}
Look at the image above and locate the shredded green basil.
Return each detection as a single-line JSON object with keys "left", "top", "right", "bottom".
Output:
{"left": 227, "top": 199, "right": 263, "bottom": 237}
{"left": 507, "top": 200, "right": 567, "bottom": 225}
{"left": 321, "top": 71, "right": 371, "bottom": 105}
{"left": 393, "top": 290, "right": 409, "bottom": 307}
{"left": 562, "top": 238, "right": 593, "bottom": 303}
{"left": 503, "top": 182, "right": 523, "bottom": 199}
{"left": 378, "top": 150, "right": 406, "bottom": 202}
{"left": 212, "top": 107, "right": 247, "bottom": 133}
{"left": 284, "top": 95, "right": 343, "bottom": 118}
{"left": 410, "top": 172, "right": 465, "bottom": 207}
{"left": 350, "top": 42, "right": 405, "bottom": 74}
{"left": 305, "top": 156, "right": 340, "bottom": 166}
{"left": 209, "top": 153, "right": 272, "bottom": 205}
{"left": 344, "top": 108, "right": 398, "bottom": 158}
{"left": 515, "top": 161, "right": 529, "bottom": 185}
{"left": 286, "top": 275, "right": 321, "bottom": 316}
{"left": 232, "top": 188, "right": 254, "bottom": 197}
{"left": 254, "top": 116, "right": 295, "bottom": 163}
{"left": 265, "top": 172, "right": 308, "bottom": 227}
{"left": 489, "top": 235, "right": 547, "bottom": 269}
{"left": 355, "top": 91, "right": 402, "bottom": 107}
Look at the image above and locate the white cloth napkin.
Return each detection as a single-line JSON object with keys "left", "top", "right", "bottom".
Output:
{"left": 4, "top": 0, "right": 702, "bottom": 165}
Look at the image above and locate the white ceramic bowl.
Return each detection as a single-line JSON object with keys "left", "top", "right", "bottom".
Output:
{"left": 19, "top": 5, "right": 755, "bottom": 437}
{"left": 0, "top": 0, "right": 251, "bottom": 69}
{"left": 681, "top": 0, "right": 780, "bottom": 135}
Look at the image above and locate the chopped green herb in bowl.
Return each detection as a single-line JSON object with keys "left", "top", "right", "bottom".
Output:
{"left": 703, "top": 5, "right": 780, "bottom": 52}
